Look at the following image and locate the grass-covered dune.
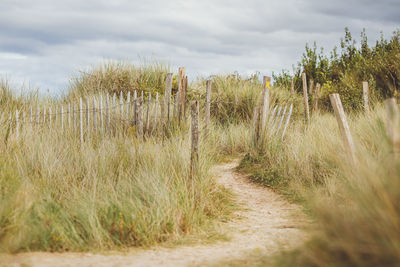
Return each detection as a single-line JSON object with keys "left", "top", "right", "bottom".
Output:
{"left": 0, "top": 64, "right": 259, "bottom": 253}
{"left": 240, "top": 105, "right": 400, "bottom": 266}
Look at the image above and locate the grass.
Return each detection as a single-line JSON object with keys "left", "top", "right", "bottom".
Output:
{"left": 238, "top": 104, "right": 400, "bottom": 266}
{"left": 0, "top": 119, "right": 239, "bottom": 252}
{"left": 3, "top": 59, "right": 399, "bottom": 266}
{"left": 0, "top": 64, "right": 258, "bottom": 252}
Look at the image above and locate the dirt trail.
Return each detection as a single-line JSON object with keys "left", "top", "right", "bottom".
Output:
{"left": 2, "top": 159, "right": 309, "bottom": 267}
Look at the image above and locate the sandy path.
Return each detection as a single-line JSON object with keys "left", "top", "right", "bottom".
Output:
{"left": 2, "top": 159, "right": 308, "bottom": 267}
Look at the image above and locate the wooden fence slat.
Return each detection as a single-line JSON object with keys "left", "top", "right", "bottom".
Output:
{"left": 268, "top": 105, "right": 278, "bottom": 124}
{"left": 126, "top": 91, "right": 131, "bottom": 120}
{"left": 112, "top": 93, "right": 116, "bottom": 126}
{"left": 281, "top": 104, "right": 293, "bottom": 139}
{"left": 205, "top": 80, "right": 212, "bottom": 136}
{"left": 43, "top": 106, "right": 46, "bottom": 124}
{"left": 120, "top": 91, "right": 124, "bottom": 120}
{"left": 309, "top": 80, "right": 314, "bottom": 96}
{"left": 136, "top": 97, "right": 143, "bottom": 141}
{"left": 30, "top": 106, "right": 33, "bottom": 123}
{"left": 106, "top": 93, "right": 110, "bottom": 132}
{"left": 86, "top": 98, "right": 90, "bottom": 137}
{"left": 272, "top": 106, "right": 282, "bottom": 131}
{"left": 329, "top": 93, "right": 356, "bottom": 162}
{"left": 291, "top": 78, "right": 294, "bottom": 93}
{"left": 302, "top": 73, "right": 310, "bottom": 124}
{"left": 363, "top": 81, "right": 370, "bottom": 113}
{"left": 184, "top": 75, "right": 188, "bottom": 119}
{"left": 100, "top": 95, "right": 103, "bottom": 132}
{"left": 261, "top": 76, "right": 270, "bottom": 133}
{"left": 174, "top": 91, "right": 179, "bottom": 119}
{"left": 313, "top": 83, "right": 320, "bottom": 112}
{"left": 153, "top": 92, "right": 159, "bottom": 131}
{"left": 277, "top": 105, "right": 287, "bottom": 133}
{"left": 165, "top": 73, "right": 173, "bottom": 123}
{"left": 253, "top": 106, "right": 261, "bottom": 144}
{"left": 133, "top": 91, "right": 137, "bottom": 124}
{"left": 178, "top": 67, "right": 186, "bottom": 121}
{"left": 190, "top": 100, "right": 199, "bottom": 178}
{"left": 146, "top": 93, "right": 151, "bottom": 132}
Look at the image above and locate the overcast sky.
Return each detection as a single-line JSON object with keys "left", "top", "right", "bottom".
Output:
{"left": 0, "top": 0, "right": 399, "bottom": 95}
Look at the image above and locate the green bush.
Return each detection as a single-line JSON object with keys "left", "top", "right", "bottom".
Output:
{"left": 273, "top": 28, "right": 400, "bottom": 111}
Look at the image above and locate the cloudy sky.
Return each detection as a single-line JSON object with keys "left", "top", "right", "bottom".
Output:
{"left": 0, "top": 0, "right": 399, "bottom": 95}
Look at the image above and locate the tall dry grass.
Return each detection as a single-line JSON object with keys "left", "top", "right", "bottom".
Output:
{"left": 240, "top": 105, "right": 400, "bottom": 266}
{"left": 0, "top": 70, "right": 255, "bottom": 252}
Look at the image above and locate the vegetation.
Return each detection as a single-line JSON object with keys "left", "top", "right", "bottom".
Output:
{"left": 68, "top": 61, "right": 177, "bottom": 99}
{"left": 273, "top": 28, "right": 400, "bottom": 110}
{"left": 1, "top": 38, "right": 400, "bottom": 266}
{"left": 0, "top": 64, "right": 256, "bottom": 252}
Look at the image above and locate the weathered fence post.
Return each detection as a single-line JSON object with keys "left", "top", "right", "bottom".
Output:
{"left": 153, "top": 92, "right": 159, "bottom": 132}
{"left": 136, "top": 97, "right": 144, "bottom": 141}
{"left": 302, "top": 73, "right": 310, "bottom": 124}
{"left": 165, "top": 73, "right": 173, "bottom": 123}
{"left": 362, "top": 81, "right": 370, "bottom": 113}
{"left": 261, "top": 76, "right": 270, "bottom": 133}
{"left": 205, "top": 79, "right": 212, "bottom": 136}
{"left": 184, "top": 75, "right": 188, "bottom": 119}
{"left": 133, "top": 90, "right": 137, "bottom": 124}
{"left": 329, "top": 93, "right": 356, "bottom": 163}
{"left": 313, "top": 83, "right": 320, "bottom": 112}
{"left": 146, "top": 93, "right": 151, "bottom": 133}
{"left": 253, "top": 106, "right": 261, "bottom": 144}
{"left": 384, "top": 98, "right": 400, "bottom": 154}
{"left": 291, "top": 78, "right": 294, "bottom": 94}
{"left": 178, "top": 67, "right": 186, "bottom": 122}
{"left": 309, "top": 80, "right": 314, "bottom": 96}
{"left": 190, "top": 100, "right": 199, "bottom": 179}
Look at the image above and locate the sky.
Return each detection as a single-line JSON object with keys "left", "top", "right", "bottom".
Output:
{"left": 0, "top": 0, "right": 399, "bottom": 95}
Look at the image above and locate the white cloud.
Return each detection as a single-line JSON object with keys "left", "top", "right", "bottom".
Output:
{"left": 0, "top": 0, "right": 398, "bottom": 94}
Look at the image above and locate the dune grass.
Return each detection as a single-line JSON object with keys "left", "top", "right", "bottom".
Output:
{"left": 238, "top": 105, "right": 400, "bottom": 266}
